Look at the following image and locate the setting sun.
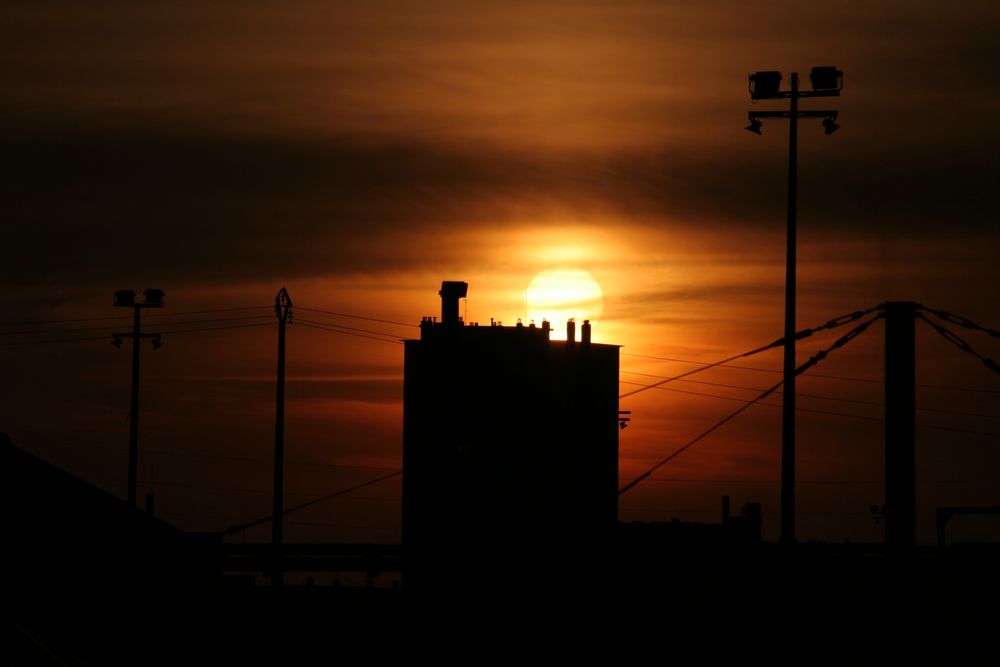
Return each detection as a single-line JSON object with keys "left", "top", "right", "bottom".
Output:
{"left": 525, "top": 266, "right": 604, "bottom": 339}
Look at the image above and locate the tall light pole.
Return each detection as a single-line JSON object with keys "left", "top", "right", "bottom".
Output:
{"left": 746, "top": 66, "right": 843, "bottom": 544}
{"left": 112, "top": 288, "right": 164, "bottom": 508}
{"left": 272, "top": 287, "right": 293, "bottom": 587}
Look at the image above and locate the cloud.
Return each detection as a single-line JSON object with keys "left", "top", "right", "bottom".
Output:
{"left": 6, "top": 116, "right": 998, "bottom": 294}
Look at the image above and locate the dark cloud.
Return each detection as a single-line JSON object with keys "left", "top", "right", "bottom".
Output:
{"left": 6, "top": 115, "right": 997, "bottom": 290}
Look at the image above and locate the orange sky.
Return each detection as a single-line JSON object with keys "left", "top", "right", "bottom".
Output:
{"left": 3, "top": 0, "right": 999, "bottom": 547}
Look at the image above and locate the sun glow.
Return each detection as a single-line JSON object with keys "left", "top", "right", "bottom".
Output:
{"left": 525, "top": 266, "right": 604, "bottom": 340}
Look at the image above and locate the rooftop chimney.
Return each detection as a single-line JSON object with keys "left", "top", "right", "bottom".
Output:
{"left": 581, "top": 319, "right": 591, "bottom": 344}
{"left": 439, "top": 281, "right": 468, "bottom": 325}
{"left": 567, "top": 318, "right": 576, "bottom": 342}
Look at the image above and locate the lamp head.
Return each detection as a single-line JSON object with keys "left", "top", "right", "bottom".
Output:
{"left": 745, "top": 117, "right": 763, "bottom": 135}
{"left": 810, "top": 66, "right": 843, "bottom": 92}
{"left": 143, "top": 289, "right": 165, "bottom": 307}
{"left": 749, "top": 71, "right": 783, "bottom": 100}
{"left": 822, "top": 116, "right": 841, "bottom": 135}
{"left": 113, "top": 290, "right": 136, "bottom": 308}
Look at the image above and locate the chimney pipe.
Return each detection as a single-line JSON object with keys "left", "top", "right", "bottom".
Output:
{"left": 581, "top": 319, "right": 591, "bottom": 344}
{"left": 566, "top": 318, "right": 576, "bottom": 342}
{"left": 438, "top": 281, "right": 468, "bottom": 326}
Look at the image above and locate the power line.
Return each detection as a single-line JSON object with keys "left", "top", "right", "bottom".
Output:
{"left": 296, "top": 321, "right": 403, "bottom": 345}
{"left": 619, "top": 306, "right": 882, "bottom": 399}
{"left": 296, "top": 306, "right": 418, "bottom": 329}
{"left": 0, "top": 314, "right": 131, "bottom": 326}
{"left": 625, "top": 477, "right": 1000, "bottom": 485}
{"left": 0, "top": 319, "right": 274, "bottom": 346}
{"left": 618, "top": 382, "right": 781, "bottom": 496}
{"left": 286, "top": 520, "right": 399, "bottom": 532}
{"left": 2, "top": 324, "right": 131, "bottom": 336}
{"left": 148, "top": 449, "right": 399, "bottom": 472}
{"left": 0, "top": 314, "right": 273, "bottom": 337}
{"left": 153, "top": 479, "right": 400, "bottom": 499}
{"left": 618, "top": 341, "right": 781, "bottom": 400}
{"left": 0, "top": 305, "right": 270, "bottom": 327}
{"left": 618, "top": 380, "right": 1000, "bottom": 436}
{"left": 618, "top": 310, "right": 879, "bottom": 400}
{"left": 0, "top": 334, "right": 110, "bottom": 347}
{"left": 223, "top": 470, "right": 402, "bottom": 535}
{"left": 619, "top": 371, "right": 1000, "bottom": 419}
{"left": 918, "top": 313, "right": 1000, "bottom": 377}
{"left": 619, "top": 315, "right": 883, "bottom": 496}
{"left": 144, "top": 305, "right": 272, "bottom": 318}
{"left": 622, "top": 352, "right": 1000, "bottom": 395}
{"left": 295, "top": 318, "right": 405, "bottom": 340}
{"left": 155, "top": 322, "right": 273, "bottom": 336}
{"left": 919, "top": 306, "right": 1000, "bottom": 340}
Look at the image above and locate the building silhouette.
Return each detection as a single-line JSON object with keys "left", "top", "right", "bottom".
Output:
{"left": 402, "top": 282, "right": 620, "bottom": 589}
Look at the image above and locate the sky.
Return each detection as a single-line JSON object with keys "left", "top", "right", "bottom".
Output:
{"left": 3, "top": 0, "right": 999, "bottom": 548}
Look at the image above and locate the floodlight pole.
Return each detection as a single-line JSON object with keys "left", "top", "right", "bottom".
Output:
{"left": 128, "top": 304, "right": 142, "bottom": 508}
{"left": 781, "top": 72, "right": 799, "bottom": 545}
{"left": 746, "top": 67, "right": 841, "bottom": 544}
{"left": 112, "top": 289, "right": 164, "bottom": 508}
{"left": 272, "top": 287, "right": 293, "bottom": 587}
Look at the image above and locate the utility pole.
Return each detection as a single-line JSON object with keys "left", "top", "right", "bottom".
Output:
{"left": 884, "top": 301, "right": 916, "bottom": 550}
{"left": 746, "top": 66, "right": 843, "bottom": 544}
{"left": 272, "top": 287, "right": 293, "bottom": 587}
{"left": 782, "top": 71, "right": 799, "bottom": 548}
{"left": 113, "top": 289, "right": 164, "bottom": 508}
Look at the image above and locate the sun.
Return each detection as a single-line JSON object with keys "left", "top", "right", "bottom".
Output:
{"left": 525, "top": 266, "right": 604, "bottom": 340}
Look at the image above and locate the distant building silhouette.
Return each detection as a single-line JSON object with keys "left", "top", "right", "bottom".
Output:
{"left": 402, "top": 282, "right": 620, "bottom": 590}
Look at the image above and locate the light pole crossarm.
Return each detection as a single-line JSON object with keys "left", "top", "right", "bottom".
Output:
{"left": 759, "top": 89, "right": 840, "bottom": 100}
{"left": 749, "top": 110, "right": 838, "bottom": 120}
{"left": 112, "top": 332, "right": 162, "bottom": 339}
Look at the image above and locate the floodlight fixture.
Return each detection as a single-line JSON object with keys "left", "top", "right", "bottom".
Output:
{"left": 114, "top": 290, "right": 136, "bottom": 308}
{"left": 823, "top": 116, "right": 841, "bottom": 135}
{"left": 749, "top": 71, "right": 783, "bottom": 100}
{"left": 810, "top": 66, "right": 843, "bottom": 92}
{"left": 143, "top": 289, "right": 165, "bottom": 307}
{"left": 745, "top": 117, "right": 763, "bottom": 134}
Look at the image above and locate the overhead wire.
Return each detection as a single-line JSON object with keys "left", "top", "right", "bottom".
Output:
{"left": 618, "top": 370, "right": 1000, "bottom": 419}
{"left": 917, "top": 313, "right": 1000, "bottom": 376}
{"left": 622, "top": 353, "right": 1000, "bottom": 395}
{"left": 296, "top": 321, "right": 403, "bottom": 345}
{"left": 295, "top": 306, "right": 418, "bottom": 329}
{"left": 617, "top": 380, "right": 1000, "bottom": 436}
{"left": 222, "top": 470, "right": 402, "bottom": 535}
{"left": 0, "top": 305, "right": 270, "bottom": 327}
{"left": 148, "top": 449, "right": 399, "bottom": 472}
{"left": 152, "top": 322, "right": 273, "bottom": 336}
{"left": 0, "top": 303, "right": 415, "bottom": 348}
{"left": 618, "top": 314, "right": 884, "bottom": 496}
{"left": 619, "top": 306, "right": 882, "bottom": 399}
{"left": 0, "top": 314, "right": 273, "bottom": 337}
{"left": 919, "top": 306, "right": 1000, "bottom": 340}
{"left": 294, "top": 317, "right": 406, "bottom": 340}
